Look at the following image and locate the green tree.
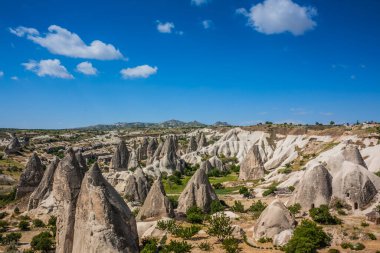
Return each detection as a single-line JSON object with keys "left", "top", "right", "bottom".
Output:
{"left": 186, "top": 206, "right": 205, "bottom": 224}
{"left": 288, "top": 203, "right": 302, "bottom": 216}
{"left": 18, "top": 220, "right": 30, "bottom": 231}
{"left": 309, "top": 205, "right": 341, "bottom": 225}
{"left": 207, "top": 212, "right": 233, "bottom": 241}
{"left": 31, "top": 232, "right": 54, "bottom": 252}
{"left": 284, "top": 220, "right": 331, "bottom": 253}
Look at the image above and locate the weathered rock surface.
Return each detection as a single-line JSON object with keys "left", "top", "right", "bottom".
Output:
{"left": 111, "top": 140, "right": 129, "bottom": 171}
{"left": 28, "top": 157, "right": 60, "bottom": 210}
{"left": 4, "top": 134, "right": 21, "bottom": 155}
{"left": 147, "top": 138, "right": 158, "bottom": 164}
{"left": 197, "top": 132, "right": 207, "bottom": 150}
{"left": 0, "top": 174, "right": 16, "bottom": 185}
{"left": 332, "top": 161, "right": 377, "bottom": 210}
{"left": 273, "top": 229, "right": 293, "bottom": 246}
{"left": 239, "top": 145, "right": 265, "bottom": 180}
{"left": 200, "top": 160, "right": 213, "bottom": 174}
{"left": 72, "top": 163, "right": 139, "bottom": 253}
{"left": 187, "top": 136, "right": 198, "bottom": 153}
{"left": 288, "top": 165, "right": 332, "bottom": 210}
{"left": 208, "top": 156, "right": 226, "bottom": 172}
{"left": 137, "top": 178, "right": 173, "bottom": 220}
{"left": 53, "top": 148, "right": 84, "bottom": 253}
{"left": 254, "top": 200, "right": 295, "bottom": 240}
{"left": 177, "top": 168, "right": 218, "bottom": 213}
{"left": 128, "top": 150, "right": 139, "bottom": 169}
{"left": 134, "top": 168, "right": 150, "bottom": 203}
{"left": 16, "top": 153, "right": 45, "bottom": 199}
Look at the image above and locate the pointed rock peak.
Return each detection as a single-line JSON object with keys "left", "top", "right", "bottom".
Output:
{"left": 239, "top": 145, "right": 265, "bottom": 181}
{"left": 342, "top": 144, "right": 367, "bottom": 168}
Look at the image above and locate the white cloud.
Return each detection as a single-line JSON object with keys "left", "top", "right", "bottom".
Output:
{"left": 11, "top": 76, "right": 19, "bottom": 80}
{"left": 76, "top": 61, "right": 98, "bottom": 75}
{"left": 237, "top": 0, "right": 317, "bottom": 36}
{"left": 202, "top": 20, "right": 213, "bottom": 29}
{"left": 11, "top": 25, "right": 123, "bottom": 60}
{"left": 120, "top": 65, "right": 157, "bottom": 79}
{"left": 0, "top": 71, "right": 3, "bottom": 77}
{"left": 22, "top": 59, "right": 74, "bottom": 79}
{"left": 191, "top": 0, "right": 211, "bottom": 6}
{"left": 156, "top": 21, "right": 175, "bottom": 34}
{"left": 9, "top": 26, "right": 39, "bottom": 37}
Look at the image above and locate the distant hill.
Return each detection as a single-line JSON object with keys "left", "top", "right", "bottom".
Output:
{"left": 213, "top": 121, "right": 231, "bottom": 127}
{"left": 80, "top": 119, "right": 209, "bottom": 130}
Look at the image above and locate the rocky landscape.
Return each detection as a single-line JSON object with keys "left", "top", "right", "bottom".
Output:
{"left": 0, "top": 122, "right": 380, "bottom": 252}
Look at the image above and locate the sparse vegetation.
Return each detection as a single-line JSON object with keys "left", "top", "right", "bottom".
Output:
{"left": 309, "top": 205, "right": 341, "bottom": 225}
{"left": 31, "top": 231, "right": 55, "bottom": 252}
{"left": 231, "top": 201, "right": 245, "bottom": 213}
{"left": 288, "top": 203, "right": 301, "bottom": 216}
{"left": 207, "top": 212, "right": 233, "bottom": 241}
{"left": 248, "top": 200, "right": 267, "bottom": 219}
{"left": 186, "top": 206, "right": 205, "bottom": 223}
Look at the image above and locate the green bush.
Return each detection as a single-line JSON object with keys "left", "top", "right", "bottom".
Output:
{"left": 213, "top": 183, "right": 224, "bottom": 189}
{"left": 168, "top": 175, "right": 182, "bottom": 185}
{"left": 222, "top": 237, "right": 241, "bottom": 253}
{"left": 0, "top": 220, "right": 9, "bottom": 232}
{"left": 258, "top": 237, "right": 272, "bottom": 243}
{"left": 231, "top": 201, "right": 245, "bottom": 213}
{"left": 207, "top": 212, "right": 233, "bottom": 241}
{"left": 0, "top": 211, "right": 9, "bottom": 219}
{"left": 360, "top": 221, "right": 369, "bottom": 227}
{"left": 157, "top": 220, "right": 177, "bottom": 232}
{"left": 278, "top": 167, "right": 292, "bottom": 174}
{"left": 168, "top": 196, "right": 178, "bottom": 209}
{"left": 172, "top": 225, "right": 201, "bottom": 239}
{"left": 1, "top": 232, "right": 22, "bottom": 245}
{"left": 141, "top": 237, "right": 159, "bottom": 253}
{"left": 211, "top": 200, "right": 225, "bottom": 214}
{"left": 238, "top": 187, "right": 252, "bottom": 198}
{"left": 263, "top": 183, "right": 277, "bottom": 196}
{"left": 186, "top": 206, "right": 205, "bottom": 224}
{"left": 288, "top": 203, "right": 301, "bottom": 216}
{"left": 48, "top": 215, "right": 57, "bottom": 236}
{"left": 248, "top": 200, "right": 267, "bottom": 219}
{"left": 288, "top": 186, "right": 295, "bottom": 192}
{"left": 198, "top": 241, "right": 212, "bottom": 251}
{"left": 18, "top": 220, "right": 30, "bottom": 231}
{"left": 31, "top": 231, "right": 54, "bottom": 251}
{"left": 341, "top": 242, "right": 365, "bottom": 251}
{"left": 14, "top": 206, "right": 20, "bottom": 215}
{"left": 32, "top": 219, "right": 45, "bottom": 228}
{"left": 309, "top": 205, "right": 341, "bottom": 225}
{"left": 367, "top": 232, "right": 376, "bottom": 240}
{"left": 284, "top": 220, "right": 331, "bottom": 253}
{"left": 162, "top": 240, "right": 192, "bottom": 253}
{"left": 229, "top": 164, "right": 240, "bottom": 173}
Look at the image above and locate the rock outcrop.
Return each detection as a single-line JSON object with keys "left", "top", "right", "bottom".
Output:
{"left": 137, "top": 178, "right": 174, "bottom": 220}
{"left": 197, "top": 132, "right": 207, "bottom": 150}
{"left": 332, "top": 161, "right": 377, "bottom": 210}
{"left": 75, "top": 150, "right": 87, "bottom": 174}
{"left": 72, "top": 163, "right": 139, "bottom": 253}
{"left": 53, "top": 148, "right": 84, "bottom": 253}
{"left": 159, "top": 136, "right": 185, "bottom": 174}
{"left": 239, "top": 145, "right": 265, "bottom": 180}
{"left": 200, "top": 160, "right": 213, "bottom": 174}
{"left": 16, "top": 153, "right": 45, "bottom": 199}
{"left": 208, "top": 156, "right": 226, "bottom": 172}
{"left": 4, "top": 134, "right": 21, "bottom": 155}
{"left": 254, "top": 200, "right": 295, "bottom": 241}
{"left": 28, "top": 157, "right": 60, "bottom": 210}
{"left": 128, "top": 150, "right": 139, "bottom": 169}
{"left": 325, "top": 144, "right": 367, "bottom": 176}
{"left": 177, "top": 168, "right": 218, "bottom": 213}
{"left": 147, "top": 138, "right": 158, "bottom": 163}
{"left": 134, "top": 168, "right": 150, "bottom": 203}
{"left": 111, "top": 140, "right": 129, "bottom": 171}
{"left": 288, "top": 165, "right": 332, "bottom": 210}
{"left": 138, "top": 137, "right": 149, "bottom": 161}
{"left": 187, "top": 136, "right": 198, "bottom": 153}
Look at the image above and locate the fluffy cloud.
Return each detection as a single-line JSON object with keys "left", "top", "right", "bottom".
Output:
{"left": 120, "top": 65, "right": 157, "bottom": 79}
{"left": 191, "top": 0, "right": 211, "bottom": 6}
{"left": 11, "top": 76, "right": 19, "bottom": 80}
{"left": 237, "top": 0, "right": 317, "bottom": 36}
{"left": 156, "top": 21, "right": 175, "bottom": 34}
{"left": 22, "top": 59, "right": 74, "bottom": 79}
{"left": 202, "top": 20, "right": 213, "bottom": 29}
{"left": 9, "top": 26, "right": 39, "bottom": 37}
{"left": 76, "top": 61, "right": 98, "bottom": 75}
{"left": 11, "top": 25, "right": 123, "bottom": 60}
{"left": 0, "top": 71, "right": 3, "bottom": 77}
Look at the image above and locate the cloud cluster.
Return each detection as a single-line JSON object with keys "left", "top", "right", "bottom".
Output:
{"left": 237, "top": 0, "right": 317, "bottom": 36}
{"left": 157, "top": 21, "right": 175, "bottom": 34}
{"left": 22, "top": 59, "right": 74, "bottom": 79}
{"left": 76, "top": 61, "right": 98, "bottom": 75}
{"left": 0, "top": 71, "right": 4, "bottom": 77}
{"left": 120, "top": 65, "right": 158, "bottom": 79}
{"left": 191, "top": 0, "right": 211, "bottom": 6}
{"left": 11, "top": 25, "right": 124, "bottom": 60}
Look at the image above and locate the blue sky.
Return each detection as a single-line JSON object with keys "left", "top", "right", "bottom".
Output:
{"left": 0, "top": 0, "right": 379, "bottom": 129}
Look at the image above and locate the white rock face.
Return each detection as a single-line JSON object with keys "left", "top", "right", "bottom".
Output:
{"left": 273, "top": 229, "right": 293, "bottom": 246}
{"left": 208, "top": 156, "right": 226, "bottom": 171}
{"left": 287, "top": 165, "right": 332, "bottom": 210}
{"left": 177, "top": 168, "right": 218, "bottom": 214}
{"left": 253, "top": 200, "right": 295, "bottom": 240}
{"left": 332, "top": 161, "right": 378, "bottom": 210}
{"left": 361, "top": 144, "right": 380, "bottom": 173}
{"left": 239, "top": 145, "right": 265, "bottom": 181}
{"left": 72, "top": 163, "right": 139, "bottom": 253}
{"left": 53, "top": 149, "right": 84, "bottom": 253}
